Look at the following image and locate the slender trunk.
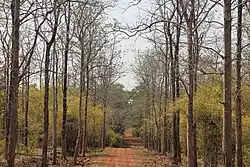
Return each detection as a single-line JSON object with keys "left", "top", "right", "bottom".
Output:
{"left": 40, "top": 46, "right": 45, "bottom": 90}
{"left": 7, "top": 0, "right": 20, "bottom": 166}
{"left": 102, "top": 101, "right": 107, "bottom": 148}
{"left": 41, "top": 44, "right": 50, "bottom": 167}
{"left": 179, "top": 0, "right": 196, "bottom": 164}
{"left": 144, "top": 87, "right": 149, "bottom": 148}
{"left": 24, "top": 67, "right": 30, "bottom": 148}
{"left": 21, "top": 79, "right": 25, "bottom": 140}
{"left": 176, "top": 110, "right": 181, "bottom": 162}
{"left": 52, "top": 43, "right": 58, "bottom": 165}
{"left": 163, "top": 22, "right": 169, "bottom": 155}
{"left": 168, "top": 24, "right": 177, "bottom": 164}
{"left": 187, "top": 19, "right": 196, "bottom": 167}
{"left": 223, "top": 0, "right": 232, "bottom": 165}
{"left": 73, "top": 43, "right": 85, "bottom": 164}
{"left": 145, "top": 84, "right": 150, "bottom": 149}
{"left": 193, "top": 28, "right": 199, "bottom": 93}
{"left": 82, "top": 36, "right": 92, "bottom": 156}
{"left": 101, "top": 87, "right": 107, "bottom": 149}
{"left": 79, "top": 44, "right": 85, "bottom": 154}
{"left": 4, "top": 54, "right": 10, "bottom": 159}
{"left": 151, "top": 86, "right": 157, "bottom": 151}
{"left": 203, "top": 121, "right": 208, "bottom": 167}
{"left": 236, "top": 0, "right": 242, "bottom": 165}
{"left": 193, "top": 122, "right": 197, "bottom": 167}
{"left": 175, "top": 3, "right": 182, "bottom": 162}
{"left": 82, "top": 66, "right": 89, "bottom": 157}
{"left": 62, "top": 1, "right": 71, "bottom": 159}
{"left": 41, "top": 4, "right": 58, "bottom": 166}
{"left": 173, "top": 113, "right": 177, "bottom": 164}
{"left": 92, "top": 79, "right": 97, "bottom": 148}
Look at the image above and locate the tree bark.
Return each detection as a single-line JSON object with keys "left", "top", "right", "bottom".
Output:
{"left": 236, "top": 0, "right": 242, "bottom": 165}
{"left": 82, "top": 64, "right": 90, "bottom": 157}
{"left": 24, "top": 66, "right": 30, "bottom": 148}
{"left": 73, "top": 42, "right": 85, "bottom": 164}
{"left": 101, "top": 87, "right": 108, "bottom": 149}
{"left": 7, "top": 0, "right": 20, "bottom": 166}
{"left": 223, "top": 0, "right": 233, "bottom": 165}
{"left": 187, "top": 19, "right": 196, "bottom": 167}
{"left": 163, "top": 22, "right": 169, "bottom": 155}
{"left": 52, "top": 42, "right": 58, "bottom": 165}
{"left": 175, "top": 8, "right": 182, "bottom": 162}
{"left": 62, "top": 1, "right": 71, "bottom": 159}
{"left": 4, "top": 53, "right": 10, "bottom": 160}
{"left": 41, "top": 3, "right": 59, "bottom": 166}
{"left": 179, "top": 0, "right": 197, "bottom": 164}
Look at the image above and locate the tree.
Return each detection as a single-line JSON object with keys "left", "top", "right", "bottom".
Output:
{"left": 7, "top": 0, "right": 20, "bottom": 166}
{"left": 52, "top": 42, "right": 58, "bottom": 165}
{"left": 236, "top": 0, "right": 243, "bottom": 165}
{"left": 179, "top": 0, "right": 197, "bottom": 165}
{"left": 41, "top": 1, "right": 60, "bottom": 166}
{"left": 61, "top": 1, "right": 71, "bottom": 160}
{"left": 223, "top": 0, "right": 233, "bottom": 165}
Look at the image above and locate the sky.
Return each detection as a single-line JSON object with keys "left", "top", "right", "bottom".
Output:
{"left": 107, "top": 0, "right": 150, "bottom": 91}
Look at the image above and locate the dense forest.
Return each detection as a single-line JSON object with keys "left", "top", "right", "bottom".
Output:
{"left": 0, "top": 0, "right": 250, "bottom": 167}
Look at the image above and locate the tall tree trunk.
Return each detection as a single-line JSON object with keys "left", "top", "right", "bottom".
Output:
{"left": 163, "top": 22, "right": 169, "bottom": 155}
{"left": 73, "top": 43, "right": 85, "bottom": 164}
{"left": 21, "top": 79, "right": 25, "bottom": 141}
{"left": 175, "top": 0, "right": 182, "bottom": 162}
{"left": 52, "top": 42, "right": 58, "bottom": 165}
{"left": 62, "top": 1, "right": 71, "bottom": 159}
{"left": 40, "top": 46, "right": 45, "bottom": 90}
{"left": 179, "top": 0, "right": 197, "bottom": 164}
{"left": 236, "top": 0, "right": 242, "bottom": 165}
{"left": 42, "top": 43, "right": 50, "bottom": 167}
{"left": 7, "top": 0, "right": 20, "bottom": 166}
{"left": 193, "top": 122, "right": 198, "bottom": 166}
{"left": 223, "top": 0, "right": 232, "bottom": 165}
{"left": 42, "top": 3, "right": 58, "bottom": 166}
{"left": 82, "top": 65, "right": 90, "bottom": 157}
{"left": 144, "top": 86, "right": 149, "bottom": 149}
{"left": 102, "top": 95, "right": 107, "bottom": 149}
{"left": 82, "top": 36, "right": 92, "bottom": 156}
{"left": 168, "top": 22, "right": 178, "bottom": 164}
{"left": 187, "top": 19, "right": 197, "bottom": 167}
{"left": 101, "top": 83, "right": 108, "bottom": 149}
{"left": 4, "top": 53, "right": 10, "bottom": 160}
{"left": 24, "top": 67, "right": 30, "bottom": 148}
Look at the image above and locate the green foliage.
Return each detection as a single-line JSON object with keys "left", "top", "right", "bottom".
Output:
{"left": 7, "top": 86, "right": 104, "bottom": 153}
{"left": 131, "top": 126, "right": 141, "bottom": 137}
{"left": 107, "top": 129, "right": 123, "bottom": 147}
{"left": 0, "top": 83, "right": 134, "bottom": 156}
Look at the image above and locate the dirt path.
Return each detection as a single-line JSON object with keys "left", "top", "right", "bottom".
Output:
{"left": 105, "top": 130, "right": 136, "bottom": 167}
{"left": 87, "top": 129, "right": 172, "bottom": 167}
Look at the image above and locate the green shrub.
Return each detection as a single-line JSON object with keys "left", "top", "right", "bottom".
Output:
{"left": 108, "top": 130, "right": 123, "bottom": 147}
{"left": 132, "top": 127, "right": 141, "bottom": 137}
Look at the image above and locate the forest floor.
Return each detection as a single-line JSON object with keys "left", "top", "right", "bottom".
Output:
{"left": 0, "top": 130, "right": 173, "bottom": 167}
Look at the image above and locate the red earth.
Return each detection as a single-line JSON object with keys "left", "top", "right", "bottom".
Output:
{"left": 86, "top": 129, "right": 172, "bottom": 167}
{"left": 105, "top": 129, "right": 136, "bottom": 167}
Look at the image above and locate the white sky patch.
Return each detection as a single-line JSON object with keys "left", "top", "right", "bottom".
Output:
{"left": 107, "top": 0, "right": 151, "bottom": 90}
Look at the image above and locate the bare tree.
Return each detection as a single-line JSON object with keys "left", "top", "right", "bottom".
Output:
{"left": 236, "top": 0, "right": 243, "bottom": 165}
{"left": 61, "top": 0, "right": 71, "bottom": 160}
{"left": 7, "top": 0, "right": 20, "bottom": 166}
{"left": 41, "top": 1, "right": 60, "bottom": 166}
{"left": 223, "top": 0, "right": 233, "bottom": 165}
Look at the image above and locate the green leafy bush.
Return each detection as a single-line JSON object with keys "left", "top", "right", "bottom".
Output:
{"left": 108, "top": 129, "right": 123, "bottom": 147}
{"left": 132, "top": 127, "right": 141, "bottom": 137}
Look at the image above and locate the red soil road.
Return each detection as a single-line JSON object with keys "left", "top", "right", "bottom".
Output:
{"left": 105, "top": 129, "right": 137, "bottom": 167}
